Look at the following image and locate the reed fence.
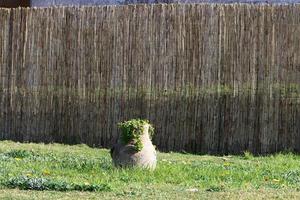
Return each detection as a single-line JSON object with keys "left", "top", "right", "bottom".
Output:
{"left": 0, "top": 4, "right": 299, "bottom": 154}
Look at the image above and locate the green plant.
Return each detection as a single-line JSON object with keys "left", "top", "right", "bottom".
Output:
{"left": 3, "top": 176, "right": 68, "bottom": 191}
{"left": 73, "top": 183, "right": 111, "bottom": 192}
{"left": 118, "top": 119, "right": 154, "bottom": 151}
{"left": 242, "top": 151, "right": 254, "bottom": 160}
{"left": 206, "top": 185, "right": 225, "bottom": 192}
{"left": 282, "top": 170, "right": 300, "bottom": 184}
{"left": 3, "top": 150, "right": 34, "bottom": 159}
{"left": 3, "top": 176, "right": 111, "bottom": 192}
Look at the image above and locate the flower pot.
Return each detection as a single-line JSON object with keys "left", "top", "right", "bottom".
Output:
{"left": 111, "top": 123, "right": 157, "bottom": 170}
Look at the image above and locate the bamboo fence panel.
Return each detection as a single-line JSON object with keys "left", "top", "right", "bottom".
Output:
{"left": 0, "top": 4, "right": 299, "bottom": 154}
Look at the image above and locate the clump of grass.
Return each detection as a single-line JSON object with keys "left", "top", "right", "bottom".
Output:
{"left": 3, "top": 150, "right": 34, "bottom": 159}
{"left": 242, "top": 151, "right": 254, "bottom": 160}
{"left": 3, "top": 176, "right": 111, "bottom": 192}
{"left": 118, "top": 119, "right": 154, "bottom": 151}
{"left": 282, "top": 170, "right": 300, "bottom": 184}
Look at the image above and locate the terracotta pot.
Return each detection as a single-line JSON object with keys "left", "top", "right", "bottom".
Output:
{"left": 111, "top": 124, "right": 157, "bottom": 170}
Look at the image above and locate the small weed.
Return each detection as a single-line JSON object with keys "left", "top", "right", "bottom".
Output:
{"left": 73, "top": 183, "right": 111, "bottom": 192}
{"left": 206, "top": 185, "right": 225, "bottom": 192}
{"left": 242, "top": 151, "right": 254, "bottom": 160}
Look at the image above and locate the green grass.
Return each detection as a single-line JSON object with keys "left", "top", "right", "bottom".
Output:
{"left": 0, "top": 141, "right": 299, "bottom": 199}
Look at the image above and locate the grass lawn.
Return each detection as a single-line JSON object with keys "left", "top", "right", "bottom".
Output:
{"left": 0, "top": 141, "right": 299, "bottom": 199}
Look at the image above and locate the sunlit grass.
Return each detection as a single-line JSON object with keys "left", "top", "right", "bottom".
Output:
{"left": 0, "top": 141, "right": 299, "bottom": 199}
